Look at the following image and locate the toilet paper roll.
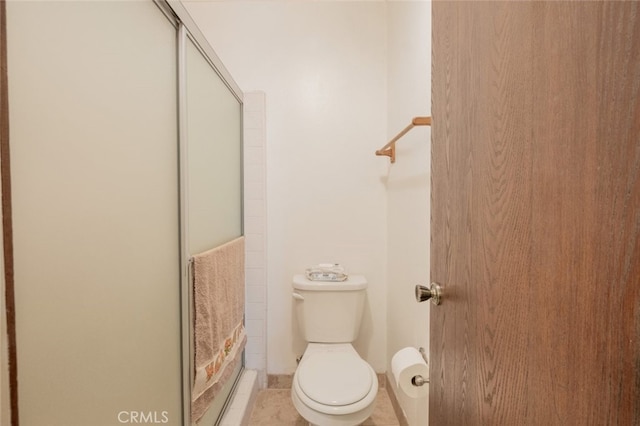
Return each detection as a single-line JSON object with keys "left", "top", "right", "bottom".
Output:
{"left": 391, "top": 347, "right": 429, "bottom": 398}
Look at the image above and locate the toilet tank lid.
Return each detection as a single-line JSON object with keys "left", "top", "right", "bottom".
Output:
{"left": 292, "top": 274, "right": 367, "bottom": 291}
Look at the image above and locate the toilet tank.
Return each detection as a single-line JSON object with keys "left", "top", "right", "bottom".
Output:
{"left": 292, "top": 274, "right": 367, "bottom": 343}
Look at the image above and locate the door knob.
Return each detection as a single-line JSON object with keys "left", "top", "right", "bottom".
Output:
{"left": 415, "top": 282, "right": 442, "bottom": 305}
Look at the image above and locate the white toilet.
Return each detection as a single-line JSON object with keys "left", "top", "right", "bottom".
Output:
{"left": 291, "top": 274, "right": 378, "bottom": 426}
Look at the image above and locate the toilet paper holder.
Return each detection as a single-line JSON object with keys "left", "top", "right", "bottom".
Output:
{"left": 411, "top": 347, "right": 429, "bottom": 387}
{"left": 411, "top": 375, "right": 427, "bottom": 386}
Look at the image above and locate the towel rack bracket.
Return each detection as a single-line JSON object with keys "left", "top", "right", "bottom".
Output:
{"left": 375, "top": 143, "right": 396, "bottom": 163}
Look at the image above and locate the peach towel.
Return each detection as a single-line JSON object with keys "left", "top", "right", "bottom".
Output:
{"left": 191, "top": 236, "right": 246, "bottom": 422}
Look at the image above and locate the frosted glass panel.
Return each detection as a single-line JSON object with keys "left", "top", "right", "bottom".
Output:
{"left": 186, "top": 38, "right": 242, "bottom": 254}
{"left": 7, "top": 2, "right": 181, "bottom": 425}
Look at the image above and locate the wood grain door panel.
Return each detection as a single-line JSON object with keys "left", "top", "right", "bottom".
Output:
{"left": 431, "top": 2, "right": 640, "bottom": 424}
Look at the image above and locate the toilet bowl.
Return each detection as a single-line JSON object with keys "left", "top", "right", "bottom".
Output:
{"left": 291, "top": 343, "right": 378, "bottom": 426}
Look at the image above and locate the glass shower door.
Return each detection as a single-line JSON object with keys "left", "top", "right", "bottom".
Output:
{"left": 181, "top": 32, "right": 243, "bottom": 425}
{"left": 7, "top": 1, "right": 182, "bottom": 424}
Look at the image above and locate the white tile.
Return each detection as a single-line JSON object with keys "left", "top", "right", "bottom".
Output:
{"left": 245, "top": 353, "right": 266, "bottom": 370}
{"left": 243, "top": 127, "right": 265, "bottom": 147}
{"left": 245, "top": 268, "right": 266, "bottom": 286}
{"left": 242, "top": 92, "right": 267, "bottom": 401}
{"left": 245, "top": 302, "right": 265, "bottom": 320}
{"left": 244, "top": 183, "right": 264, "bottom": 200}
{"left": 245, "top": 234, "right": 264, "bottom": 252}
{"left": 244, "top": 199, "right": 265, "bottom": 218}
{"left": 244, "top": 163, "right": 264, "bottom": 184}
{"left": 244, "top": 111, "right": 265, "bottom": 130}
{"left": 245, "top": 251, "right": 265, "bottom": 268}
{"left": 246, "top": 289, "right": 265, "bottom": 304}
{"left": 245, "top": 319, "right": 264, "bottom": 337}
{"left": 244, "top": 216, "right": 265, "bottom": 234}
{"left": 246, "top": 287, "right": 265, "bottom": 304}
{"left": 245, "top": 335, "right": 265, "bottom": 354}
{"left": 244, "top": 147, "right": 264, "bottom": 165}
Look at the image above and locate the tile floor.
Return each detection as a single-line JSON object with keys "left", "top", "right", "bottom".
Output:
{"left": 247, "top": 388, "right": 400, "bottom": 426}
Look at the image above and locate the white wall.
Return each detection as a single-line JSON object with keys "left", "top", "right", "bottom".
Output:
{"left": 183, "top": 1, "right": 389, "bottom": 374}
{"left": 385, "top": 2, "right": 431, "bottom": 424}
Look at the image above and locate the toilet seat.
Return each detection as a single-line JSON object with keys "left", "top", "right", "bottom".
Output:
{"left": 293, "top": 349, "right": 378, "bottom": 416}
{"left": 297, "top": 351, "right": 373, "bottom": 406}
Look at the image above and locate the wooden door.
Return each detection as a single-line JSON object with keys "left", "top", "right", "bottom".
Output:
{"left": 431, "top": 2, "right": 640, "bottom": 424}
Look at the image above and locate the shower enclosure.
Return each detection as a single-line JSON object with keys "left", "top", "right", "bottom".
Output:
{"left": 5, "top": 0, "right": 243, "bottom": 424}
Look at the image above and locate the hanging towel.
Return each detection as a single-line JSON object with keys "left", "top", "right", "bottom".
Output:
{"left": 191, "top": 236, "right": 246, "bottom": 422}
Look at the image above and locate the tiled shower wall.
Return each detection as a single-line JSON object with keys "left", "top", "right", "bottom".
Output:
{"left": 243, "top": 91, "right": 267, "bottom": 387}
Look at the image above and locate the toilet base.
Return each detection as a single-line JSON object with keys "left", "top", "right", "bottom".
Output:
{"left": 291, "top": 384, "right": 375, "bottom": 426}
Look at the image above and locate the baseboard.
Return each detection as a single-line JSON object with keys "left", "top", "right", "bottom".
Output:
{"left": 267, "top": 373, "right": 387, "bottom": 389}
{"left": 385, "top": 375, "right": 409, "bottom": 426}
{"left": 267, "top": 374, "right": 293, "bottom": 389}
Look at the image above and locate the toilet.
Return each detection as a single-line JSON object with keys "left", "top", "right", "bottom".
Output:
{"left": 291, "top": 274, "right": 378, "bottom": 426}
